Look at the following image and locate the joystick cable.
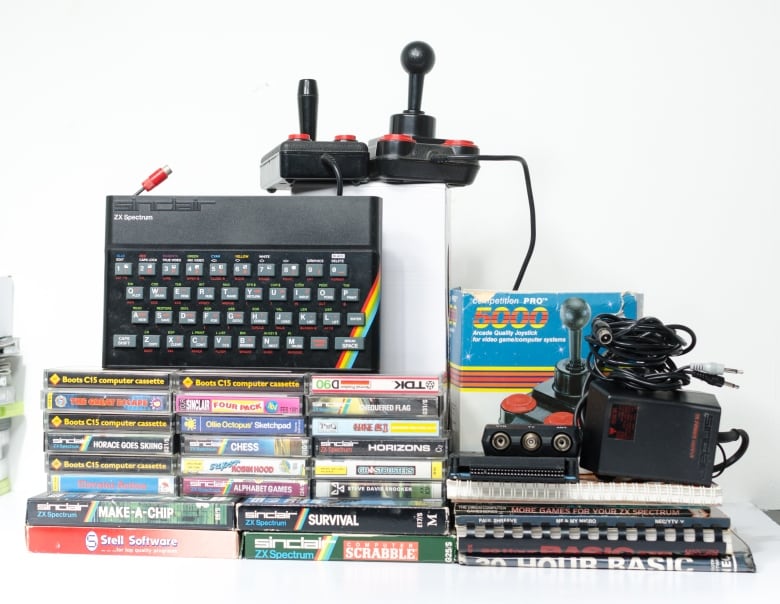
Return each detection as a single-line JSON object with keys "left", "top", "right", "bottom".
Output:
{"left": 435, "top": 154, "right": 536, "bottom": 290}
{"left": 320, "top": 153, "right": 344, "bottom": 195}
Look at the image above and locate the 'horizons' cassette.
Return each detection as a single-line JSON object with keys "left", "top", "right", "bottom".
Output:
{"left": 313, "top": 436, "right": 448, "bottom": 458}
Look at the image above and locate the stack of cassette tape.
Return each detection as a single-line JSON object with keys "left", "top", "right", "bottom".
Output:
{"left": 1, "top": 276, "right": 20, "bottom": 495}
{"left": 308, "top": 374, "right": 449, "bottom": 502}
{"left": 0, "top": 339, "right": 20, "bottom": 495}
{"left": 174, "top": 370, "right": 311, "bottom": 498}
{"left": 237, "top": 374, "right": 456, "bottom": 563}
{"left": 41, "top": 368, "right": 177, "bottom": 496}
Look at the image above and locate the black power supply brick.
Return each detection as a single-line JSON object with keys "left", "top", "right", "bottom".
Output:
{"left": 579, "top": 379, "right": 721, "bottom": 486}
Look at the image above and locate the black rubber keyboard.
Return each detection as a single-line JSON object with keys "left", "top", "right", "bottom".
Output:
{"left": 102, "top": 195, "right": 381, "bottom": 372}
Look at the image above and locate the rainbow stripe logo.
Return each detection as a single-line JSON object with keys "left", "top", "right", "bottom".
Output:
{"left": 336, "top": 271, "right": 381, "bottom": 370}
{"left": 313, "top": 535, "right": 340, "bottom": 560}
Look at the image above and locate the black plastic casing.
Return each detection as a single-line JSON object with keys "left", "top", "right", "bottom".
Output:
{"left": 368, "top": 135, "right": 480, "bottom": 186}
{"left": 261, "top": 138, "right": 370, "bottom": 193}
{"left": 580, "top": 380, "right": 721, "bottom": 486}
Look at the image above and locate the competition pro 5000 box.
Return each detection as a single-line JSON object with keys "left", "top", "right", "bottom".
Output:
{"left": 447, "top": 288, "right": 643, "bottom": 452}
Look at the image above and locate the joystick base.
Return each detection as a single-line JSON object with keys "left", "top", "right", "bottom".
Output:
{"left": 261, "top": 140, "right": 369, "bottom": 192}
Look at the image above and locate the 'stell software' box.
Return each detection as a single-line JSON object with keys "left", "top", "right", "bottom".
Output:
{"left": 448, "top": 288, "right": 643, "bottom": 452}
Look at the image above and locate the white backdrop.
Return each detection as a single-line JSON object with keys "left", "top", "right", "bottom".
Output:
{"left": 1, "top": 1, "right": 777, "bottom": 507}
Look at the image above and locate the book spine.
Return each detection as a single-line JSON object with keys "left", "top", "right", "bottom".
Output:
{"left": 445, "top": 478, "right": 723, "bottom": 505}
{"left": 457, "top": 553, "right": 756, "bottom": 572}
{"left": 452, "top": 503, "right": 711, "bottom": 516}
{"left": 456, "top": 535, "right": 728, "bottom": 557}
{"left": 454, "top": 513, "right": 731, "bottom": 530}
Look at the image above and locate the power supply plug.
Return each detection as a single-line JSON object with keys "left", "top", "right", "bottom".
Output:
{"left": 134, "top": 165, "right": 172, "bottom": 195}
{"left": 692, "top": 371, "right": 740, "bottom": 389}
{"left": 690, "top": 362, "right": 743, "bottom": 388}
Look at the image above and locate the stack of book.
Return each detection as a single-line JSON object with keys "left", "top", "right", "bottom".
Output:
{"left": 237, "top": 496, "right": 454, "bottom": 563}
{"left": 446, "top": 473, "right": 756, "bottom": 572}
{"left": 25, "top": 491, "right": 241, "bottom": 558}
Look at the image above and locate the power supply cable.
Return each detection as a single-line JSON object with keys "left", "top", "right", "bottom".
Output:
{"left": 433, "top": 154, "right": 536, "bottom": 290}
{"left": 712, "top": 428, "right": 750, "bottom": 478}
{"left": 584, "top": 314, "right": 699, "bottom": 392}
{"left": 583, "top": 314, "right": 742, "bottom": 391}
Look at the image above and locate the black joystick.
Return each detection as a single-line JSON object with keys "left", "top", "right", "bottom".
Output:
{"left": 260, "top": 79, "right": 369, "bottom": 193}
{"left": 390, "top": 41, "right": 437, "bottom": 139}
{"left": 532, "top": 297, "right": 593, "bottom": 412}
{"left": 297, "top": 78, "right": 318, "bottom": 140}
{"left": 368, "top": 41, "right": 480, "bottom": 186}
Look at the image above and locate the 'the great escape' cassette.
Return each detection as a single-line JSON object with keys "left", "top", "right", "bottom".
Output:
{"left": 43, "top": 390, "right": 171, "bottom": 413}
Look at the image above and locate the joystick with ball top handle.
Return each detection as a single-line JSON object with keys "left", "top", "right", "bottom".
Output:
{"left": 531, "top": 297, "right": 593, "bottom": 413}
{"left": 368, "top": 41, "right": 481, "bottom": 186}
